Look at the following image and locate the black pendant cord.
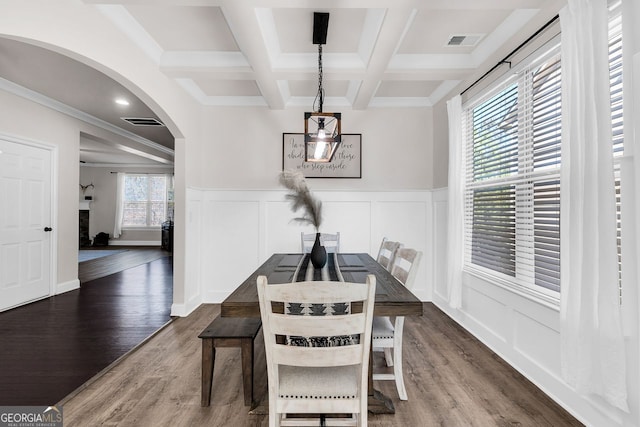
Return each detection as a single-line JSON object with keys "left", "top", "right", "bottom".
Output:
{"left": 314, "top": 44, "right": 325, "bottom": 113}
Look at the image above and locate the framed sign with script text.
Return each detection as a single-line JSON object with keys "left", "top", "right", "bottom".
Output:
{"left": 282, "top": 133, "right": 362, "bottom": 178}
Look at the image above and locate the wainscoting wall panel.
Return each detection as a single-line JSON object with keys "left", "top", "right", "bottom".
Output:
{"left": 204, "top": 200, "right": 261, "bottom": 302}
{"left": 181, "top": 193, "right": 202, "bottom": 316}
{"left": 185, "top": 188, "right": 432, "bottom": 305}
{"left": 465, "top": 286, "right": 509, "bottom": 344}
{"left": 321, "top": 201, "right": 373, "bottom": 253}
{"left": 513, "top": 310, "right": 561, "bottom": 375}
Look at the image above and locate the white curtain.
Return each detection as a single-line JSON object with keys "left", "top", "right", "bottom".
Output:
{"left": 165, "top": 173, "right": 175, "bottom": 221}
{"left": 446, "top": 95, "right": 463, "bottom": 309}
{"left": 559, "top": 0, "right": 628, "bottom": 411}
{"left": 113, "top": 172, "right": 125, "bottom": 239}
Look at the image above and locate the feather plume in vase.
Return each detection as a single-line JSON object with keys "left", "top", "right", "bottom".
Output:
{"left": 279, "top": 170, "right": 322, "bottom": 231}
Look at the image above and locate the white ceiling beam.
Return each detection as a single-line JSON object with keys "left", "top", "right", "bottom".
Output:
{"left": 352, "top": 7, "right": 416, "bottom": 110}
{"left": 221, "top": 3, "right": 286, "bottom": 109}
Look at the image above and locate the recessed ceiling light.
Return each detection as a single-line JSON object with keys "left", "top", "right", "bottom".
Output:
{"left": 115, "top": 98, "right": 130, "bottom": 106}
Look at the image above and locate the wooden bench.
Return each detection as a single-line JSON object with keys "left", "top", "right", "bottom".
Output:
{"left": 198, "top": 316, "right": 262, "bottom": 407}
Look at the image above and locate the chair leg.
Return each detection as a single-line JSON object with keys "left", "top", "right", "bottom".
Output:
{"left": 383, "top": 347, "right": 394, "bottom": 367}
{"left": 394, "top": 342, "right": 407, "bottom": 400}
{"left": 394, "top": 317, "right": 407, "bottom": 400}
{"left": 270, "top": 402, "right": 279, "bottom": 427}
{"left": 360, "top": 394, "right": 367, "bottom": 427}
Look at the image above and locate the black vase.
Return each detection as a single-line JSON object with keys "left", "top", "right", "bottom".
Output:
{"left": 310, "top": 232, "right": 327, "bottom": 269}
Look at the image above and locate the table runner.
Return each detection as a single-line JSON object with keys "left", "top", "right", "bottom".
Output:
{"left": 294, "top": 253, "right": 340, "bottom": 282}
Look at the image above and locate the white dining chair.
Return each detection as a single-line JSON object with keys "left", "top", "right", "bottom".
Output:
{"left": 376, "top": 237, "right": 402, "bottom": 271}
{"left": 257, "top": 275, "right": 376, "bottom": 427}
{"left": 372, "top": 247, "right": 422, "bottom": 401}
{"left": 300, "top": 231, "right": 340, "bottom": 253}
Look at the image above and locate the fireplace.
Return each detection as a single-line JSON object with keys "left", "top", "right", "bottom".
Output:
{"left": 79, "top": 201, "right": 91, "bottom": 248}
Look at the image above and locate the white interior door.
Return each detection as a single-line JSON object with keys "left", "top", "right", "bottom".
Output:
{"left": 0, "top": 137, "right": 53, "bottom": 311}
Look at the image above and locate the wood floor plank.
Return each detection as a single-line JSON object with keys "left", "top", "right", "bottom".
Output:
{"left": 62, "top": 303, "right": 582, "bottom": 427}
{"left": 0, "top": 251, "right": 173, "bottom": 406}
{"left": 78, "top": 246, "right": 169, "bottom": 283}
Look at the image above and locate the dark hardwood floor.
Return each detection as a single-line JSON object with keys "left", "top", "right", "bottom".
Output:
{"left": 78, "top": 246, "right": 169, "bottom": 283}
{"left": 0, "top": 248, "right": 173, "bottom": 406}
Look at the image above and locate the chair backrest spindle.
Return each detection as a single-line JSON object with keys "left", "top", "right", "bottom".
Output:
{"left": 301, "top": 232, "right": 341, "bottom": 253}
{"left": 376, "top": 237, "right": 402, "bottom": 271}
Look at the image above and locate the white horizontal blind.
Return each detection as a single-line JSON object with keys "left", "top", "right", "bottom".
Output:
{"left": 465, "top": 83, "right": 518, "bottom": 277}
{"left": 609, "top": 4, "right": 623, "bottom": 158}
{"left": 530, "top": 55, "right": 562, "bottom": 292}
{"left": 609, "top": 0, "right": 623, "bottom": 293}
{"left": 463, "top": 48, "right": 561, "bottom": 294}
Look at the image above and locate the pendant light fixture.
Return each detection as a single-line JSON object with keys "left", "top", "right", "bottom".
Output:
{"left": 304, "top": 12, "right": 341, "bottom": 163}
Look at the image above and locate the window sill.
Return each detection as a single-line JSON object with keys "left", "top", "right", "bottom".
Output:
{"left": 122, "top": 227, "right": 161, "bottom": 231}
{"left": 463, "top": 265, "right": 560, "bottom": 311}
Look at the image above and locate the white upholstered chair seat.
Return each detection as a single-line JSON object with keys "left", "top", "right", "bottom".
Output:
{"left": 372, "top": 316, "right": 395, "bottom": 340}
{"left": 279, "top": 365, "right": 358, "bottom": 399}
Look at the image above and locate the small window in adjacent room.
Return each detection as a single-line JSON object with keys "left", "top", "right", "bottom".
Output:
{"left": 122, "top": 174, "right": 173, "bottom": 228}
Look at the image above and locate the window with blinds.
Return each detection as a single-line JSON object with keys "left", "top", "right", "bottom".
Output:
{"left": 461, "top": 2, "right": 622, "bottom": 298}
{"left": 122, "top": 174, "right": 173, "bottom": 228}
{"left": 463, "top": 48, "right": 562, "bottom": 294}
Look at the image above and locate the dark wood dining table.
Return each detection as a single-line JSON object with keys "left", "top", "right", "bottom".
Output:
{"left": 220, "top": 252, "right": 423, "bottom": 414}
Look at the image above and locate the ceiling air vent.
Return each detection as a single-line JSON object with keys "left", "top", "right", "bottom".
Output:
{"left": 447, "top": 34, "right": 483, "bottom": 47}
{"left": 121, "top": 117, "right": 165, "bottom": 127}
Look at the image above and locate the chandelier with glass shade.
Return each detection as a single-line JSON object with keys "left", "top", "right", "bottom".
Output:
{"left": 304, "top": 12, "right": 341, "bottom": 163}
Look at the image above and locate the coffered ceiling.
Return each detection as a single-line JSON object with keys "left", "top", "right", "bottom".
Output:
{"left": 98, "top": 0, "right": 562, "bottom": 110}
{"left": 0, "top": 0, "right": 564, "bottom": 165}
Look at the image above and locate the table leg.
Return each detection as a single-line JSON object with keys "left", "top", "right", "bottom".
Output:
{"left": 201, "top": 339, "right": 214, "bottom": 407}
{"left": 240, "top": 337, "right": 254, "bottom": 407}
{"left": 367, "top": 346, "right": 395, "bottom": 414}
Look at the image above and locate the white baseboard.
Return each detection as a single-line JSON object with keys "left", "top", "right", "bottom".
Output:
{"left": 57, "top": 279, "right": 80, "bottom": 294}
{"left": 108, "top": 240, "right": 160, "bottom": 246}
{"left": 171, "top": 294, "right": 201, "bottom": 317}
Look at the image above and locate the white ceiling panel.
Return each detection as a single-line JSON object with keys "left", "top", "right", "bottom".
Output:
{"left": 125, "top": 6, "right": 239, "bottom": 52}
{"left": 398, "top": 9, "right": 512, "bottom": 54}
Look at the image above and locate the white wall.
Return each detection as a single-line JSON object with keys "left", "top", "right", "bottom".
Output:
{"left": 199, "top": 106, "right": 434, "bottom": 190}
